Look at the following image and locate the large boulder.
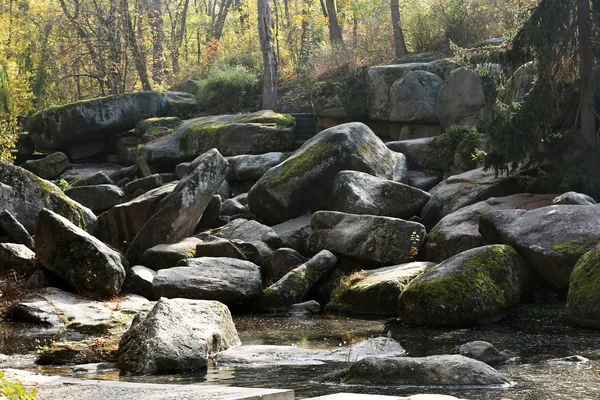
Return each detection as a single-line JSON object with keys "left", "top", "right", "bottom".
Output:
{"left": 387, "top": 137, "right": 433, "bottom": 170}
{"left": 152, "top": 257, "right": 263, "bottom": 305}
{"left": 423, "top": 194, "right": 555, "bottom": 263}
{"left": 435, "top": 68, "right": 493, "bottom": 129}
{"left": 328, "top": 170, "right": 430, "bottom": 219}
{"left": 137, "top": 110, "right": 296, "bottom": 166}
{"left": 254, "top": 250, "right": 337, "bottom": 311}
{"left": 96, "top": 183, "right": 176, "bottom": 252}
{"left": 0, "top": 163, "right": 97, "bottom": 234}
{"left": 479, "top": 205, "right": 600, "bottom": 288}
{"left": 271, "top": 214, "right": 313, "bottom": 254}
{"left": 307, "top": 211, "right": 426, "bottom": 266}
{"left": 64, "top": 184, "right": 127, "bottom": 213}
{"left": 398, "top": 245, "right": 532, "bottom": 327}
{"left": 213, "top": 218, "right": 283, "bottom": 249}
{"left": 389, "top": 71, "right": 444, "bottom": 123}
{"left": 420, "top": 167, "right": 520, "bottom": 230}
{"left": 311, "top": 76, "right": 368, "bottom": 120}
{"left": 139, "top": 237, "right": 203, "bottom": 270}
{"left": 553, "top": 191, "right": 596, "bottom": 206}
{"left": 125, "top": 149, "right": 228, "bottom": 262}
{"left": 331, "top": 355, "right": 510, "bottom": 386}
{"left": 0, "top": 210, "right": 34, "bottom": 249}
{"left": 327, "top": 262, "right": 434, "bottom": 316}
{"left": 457, "top": 341, "right": 516, "bottom": 365}
{"left": 366, "top": 60, "right": 460, "bottom": 120}
{"left": 118, "top": 298, "right": 240, "bottom": 374}
{"left": 248, "top": 123, "right": 407, "bottom": 224}
{"left": 35, "top": 209, "right": 127, "bottom": 297}
{"left": 21, "top": 152, "right": 70, "bottom": 180}
{"left": 566, "top": 244, "right": 600, "bottom": 329}
{"left": 29, "top": 92, "right": 168, "bottom": 154}
{"left": 226, "top": 152, "right": 288, "bottom": 181}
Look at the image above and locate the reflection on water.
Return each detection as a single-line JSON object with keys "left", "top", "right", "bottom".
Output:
{"left": 3, "top": 315, "right": 600, "bottom": 399}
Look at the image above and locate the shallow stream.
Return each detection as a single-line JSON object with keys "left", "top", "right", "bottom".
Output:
{"left": 2, "top": 311, "right": 600, "bottom": 399}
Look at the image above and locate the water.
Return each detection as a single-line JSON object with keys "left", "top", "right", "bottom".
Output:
{"left": 3, "top": 313, "right": 600, "bottom": 399}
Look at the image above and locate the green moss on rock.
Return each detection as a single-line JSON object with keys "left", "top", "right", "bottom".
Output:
{"left": 566, "top": 244, "right": 600, "bottom": 328}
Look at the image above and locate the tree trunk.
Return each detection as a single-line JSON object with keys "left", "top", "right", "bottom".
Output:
{"left": 212, "top": 0, "right": 234, "bottom": 40}
{"left": 391, "top": 0, "right": 408, "bottom": 58}
{"left": 258, "top": 0, "right": 278, "bottom": 110}
{"left": 325, "top": 0, "right": 344, "bottom": 49}
{"left": 124, "top": 0, "right": 152, "bottom": 90}
{"left": 147, "top": 0, "right": 167, "bottom": 85}
{"left": 578, "top": 0, "right": 596, "bottom": 146}
{"left": 172, "top": 0, "right": 190, "bottom": 75}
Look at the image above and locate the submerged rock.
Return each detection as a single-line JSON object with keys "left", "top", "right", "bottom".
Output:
{"left": 398, "top": 245, "right": 532, "bottom": 327}
{"left": 329, "top": 355, "right": 510, "bottom": 386}
{"left": 457, "top": 341, "right": 517, "bottom": 365}
{"left": 118, "top": 298, "right": 240, "bottom": 374}
{"left": 248, "top": 122, "right": 407, "bottom": 225}
{"left": 0, "top": 163, "right": 97, "bottom": 234}
{"left": 35, "top": 209, "right": 127, "bottom": 297}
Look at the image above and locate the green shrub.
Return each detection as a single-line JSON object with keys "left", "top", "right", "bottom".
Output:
{"left": 427, "top": 125, "right": 482, "bottom": 172}
{"left": 518, "top": 168, "right": 598, "bottom": 197}
{"left": 213, "top": 53, "right": 262, "bottom": 73}
{"left": 0, "top": 372, "right": 37, "bottom": 400}
{"left": 196, "top": 64, "right": 260, "bottom": 113}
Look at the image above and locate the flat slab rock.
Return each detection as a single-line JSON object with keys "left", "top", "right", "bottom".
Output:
{"left": 213, "top": 337, "right": 405, "bottom": 366}
{"left": 0, "top": 370, "right": 294, "bottom": 400}
{"left": 308, "top": 395, "right": 465, "bottom": 400}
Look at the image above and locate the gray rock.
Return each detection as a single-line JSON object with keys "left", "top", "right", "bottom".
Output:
{"left": 29, "top": 92, "right": 168, "bottom": 152}
{"left": 407, "top": 170, "right": 441, "bottom": 192}
{"left": 21, "top": 152, "right": 71, "bottom": 180}
{"left": 480, "top": 205, "right": 600, "bottom": 288}
{"left": 164, "top": 91, "right": 201, "bottom": 119}
{"left": 387, "top": 138, "right": 434, "bottom": 170}
{"left": 125, "top": 174, "right": 163, "bottom": 197}
{"left": 126, "top": 149, "right": 228, "bottom": 262}
{"left": 0, "top": 243, "right": 35, "bottom": 274}
{"left": 70, "top": 172, "right": 114, "bottom": 187}
{"left": 64, "top": 184, "right": 127, "bottom": 213}
{"left": 196, "top": 194, "right": 222, "bottom": 230}
{"left": 118, "top": 298, "right": 240, "bottom": 374}
{"left": 332, "top": 355, "right": 510, "bottom": 386}
{"left": 153, "top": 257, "right": 263, "bottom": 305}
{"left": 327, "top": 262, "right": 433, "bottom": 316}
{"left": 399, "top": 245, "right": 532, "bottom": 326}
{"left": 389, "top": 71, "right": 444, "bottom": 123}
{"left": 328, "top": 170, "right": 430, "bottom": 219}
{"left": 546, "top": 355, "right": 589, "bottom": 364}
{"left": 227, "top": 152, "right": 287, "bottom": 181}
{"left": 61, "top": 163, "right": 124, "bottom": 183}
{"left": 263, "top": 248, "right": 308, "bottom": 284}
{"left": 194, "top": 235, "right": 252, "bottom": 260}
{"left": 138, "top": 110, "right": 296, "bottom": 166}
{"left": 13, "top": 287, "right": 153, "bottom": 365}
{"left": 68, "top": 141, "right": 107, "bottom": 160}
{"left": 96, "top": 183, "right": 176, "bottom": 252}
{"left": 254, "top": 250, "right": 337, "bottom": 311}
{"left": 16, "top": 133, "right": 34, "bottom": 157}
{"left": 214, "top": 218, "right": 282, "bottom": 249}
{"left": 174, "top": 162, "right": 190, "bottom": 179}
{"left": 566, "top": 244, "right": 600, "bottom": 328}
{"left": 271, "top": 214, "right": 313, "bottom": 254}
{"left": 497, "top": 62, "right": 535, "bottom": 105}
{"left": 457, "top": 341, "right": 515, "bottom": 365}
{"left": 221, "top": 198, "right": 248, "bottom": 216}
{"left": 436, "top": 68, "right": 493, "bottom": 129}
{"left": 420, "top": 168, "right": 520, "bottom": 230}
{"left": 288, "top": 300, "right": 321, "bottom": 315}
{"left": 136, "top": 156, "right": 152, "bottom": 178}
{"left": 0, "top": 163, "right": 97, "bottom": 234}
{"left": 124, "top": 265, "right": 156, "bottom": 300}
{"left": 366, "top": 60, "right": 460, "bottom": 120}
{"left": 248, "top": 122, "right": 407, "bottom": 224}
{"left": 214, "top": 337, "right": 405, "bottom": 366}
{"left": 109, "top": 165, "right": 138, "bottom": 183}
{"left": 35, "top": 209, "right": 127, "bottom": 297}
{"left": 0, "top": 210, "right": 34, "bottom": 249}
{"left": 139, "top": 237, "right": 203, "bottom": 270}
{"left": 135, "top": 117, "right": 182, "bottom": 137}
{"left": 423, "top": 194, "right": 555, "bottom": 263}
{"left": 553, "top": 191, "right": 596, "bottom": 206}
{"left": 311, "top": 76, "right": 368, "bottom": 119}
{"left": 307, "top": 211, "right": 425, "bottom": 266}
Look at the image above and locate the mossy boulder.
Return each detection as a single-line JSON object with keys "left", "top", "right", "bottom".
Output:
{"left": 253, "top": 250, "right": 337, "bottom": 312}
{"left": 137, "top": 110, "right": 296, "bottom": 166}
{"left": 135, "top": 116, "right": 182, "bottom": 137}
{"left": 478, "top": 205, "right": 600, "bottom": 288}
{"left": 0, "top": 163, "right": 97, "bottom": 234}
{"left": 307, "top": 211, "right": 426, "bottom": 266}
{"left": 566, "top": 244, "right": 600, "bottom": 329}
{"left": 389, "top": 70, "right": 444, "bottom": 123}
{"left": 164, "top": 91, "right": 201, "bottom": 119}
{"left": 328, "top": 170, "right": 429, "bottom": 219}
{"left": 366, "top": 59, "right": 459, "bottom": 121}
{"left": 29, "top": 91, "right": 168, "bottom": 153}
{"left": 398, "top": 245, "right": 532, "bottom": 327}
{"left": 152, "top": 257, "right": 263, "bottom": 305}
{"left": 35, "top": 209, "right": 128, "bottom": 297}
{"left": 423, "top": 193, "right": 555, "bottom": 263}
{"left": 247, "top": 122, "right": 406, "bottom": 225}
{"left": 327, "top": 262, "right": 434, "bottom": 316}
{"left": 21, "top": 152, "right": 70, "bottom": 180}
{"left": 311, "top": 75, "right": 368, "bottom": 119}
{"left": 118, "top": 298, "right": 240, "bottom": 374}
